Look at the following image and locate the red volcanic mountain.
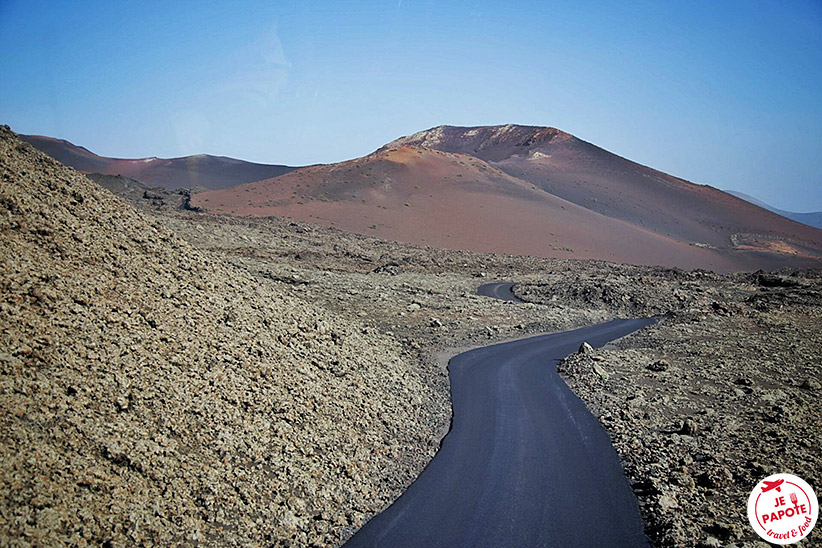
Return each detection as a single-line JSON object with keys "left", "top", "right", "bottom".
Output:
{"left": 389, "top": 125, "right": 822, "bottom": 254}
{"left": 20, "top": 134, "right": 294, "bottom": 191}
{"left": 192, "top": 126, "right": 822, "bottom": 271}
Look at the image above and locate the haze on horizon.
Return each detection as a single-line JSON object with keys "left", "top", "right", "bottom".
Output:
{"left": 1, "top": 0, "right": 821, "bottom": 212}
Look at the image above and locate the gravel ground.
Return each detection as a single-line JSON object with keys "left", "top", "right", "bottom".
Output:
{"left": 0, "top": 127, "right": 448, "bottom": 547}
{"left": 528, "top": 271, "right": 821, "bottom": 547}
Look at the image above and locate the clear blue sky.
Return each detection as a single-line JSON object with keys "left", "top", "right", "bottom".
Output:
{"left": 2, "top": 1, "right": 821, "bottom": 211}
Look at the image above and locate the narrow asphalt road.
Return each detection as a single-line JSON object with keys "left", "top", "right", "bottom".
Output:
{"left": 476, "top": 282, "right": 523, "bottom": 302}
{"left": 344, "top": 318, "right": 653, "bottom": 548}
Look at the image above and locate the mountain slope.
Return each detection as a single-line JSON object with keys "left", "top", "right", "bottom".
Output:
{"left": 20, "top": 134, "right": 295, "bottom": 190}
{"left": 192, "top": 145, "right": 791, "bottom": 271}
{"left": 389, "top": 125, "right": 822, "bottom": 255}
{"left": 0, "top": 126, "right": 444, "bottom": 545}
{"left": 726, "top": 190, "right": 822, "bottom": 230}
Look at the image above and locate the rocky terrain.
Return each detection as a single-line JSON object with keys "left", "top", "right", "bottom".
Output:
{"left": 3, "top": 124, "right": 821, "bottom": 547}
{"left": 0, "top": 127, "right": 449, "bottom": 546}
{"left": 537, "top": 272, "right": 821, "bottom": 547}
{"left": 110, "top": 179, "right": 821, "bottom": 546}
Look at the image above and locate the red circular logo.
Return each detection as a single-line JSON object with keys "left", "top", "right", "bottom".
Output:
{"left": 747, "top": 473, "right": 818, "bottom": 544}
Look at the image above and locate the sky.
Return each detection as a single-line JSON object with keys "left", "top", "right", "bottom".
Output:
{"left": 1, "top": 1, "right": 821, "bottom": 212}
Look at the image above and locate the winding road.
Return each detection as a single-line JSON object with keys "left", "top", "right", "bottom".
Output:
{"left": 476, "top": 282, "right": 523, "bottom": 302}
{"left": 344, "top": 288, "right": 653, "bottom": 547}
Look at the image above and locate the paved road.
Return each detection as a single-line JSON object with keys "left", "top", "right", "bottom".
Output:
{"left": 477, "top": 282, "right": 523, "bottom": 302}
{"left": 344, "top": 318, "right": 653, "bottom": 548}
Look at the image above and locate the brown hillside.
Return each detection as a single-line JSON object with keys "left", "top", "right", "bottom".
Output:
{"left": 193, "top": 145, "right": 818, "bottom": 272}
{"left": 20, "top": 134, "right": 295, "bottom": 191}
{"left": 0, "top": 126, "right": 445, "bottom": 545}
{"left": 391, "top": 125, "right": 822, "bottom": 255}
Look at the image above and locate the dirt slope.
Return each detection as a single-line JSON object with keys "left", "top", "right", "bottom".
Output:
{"left": 193, "top": 145, "right": 818, "bottom": 272}
{"left": 0, "top": 126, "right": 447, "bottom": 546}
{"left": 20, "top": 134, "right": 294, "bottom": 191}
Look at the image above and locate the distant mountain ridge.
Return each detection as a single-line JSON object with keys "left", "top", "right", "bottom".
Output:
{"left": 20, "top": 134, "right": 295, "bottom": 191}
{"left": 192, "top": 124, "right": 822, "bottom": 272}
{"left": 725, "top": 190, "right": 822, "bottom": 230}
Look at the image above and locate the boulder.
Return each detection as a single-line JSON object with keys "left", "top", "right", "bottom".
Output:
{"left": 578, "top": 342, "right": 594, "bottom": 355}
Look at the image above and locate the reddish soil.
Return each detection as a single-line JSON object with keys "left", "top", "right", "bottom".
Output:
{"left": 193, "top": 145, "right": 818, "bottom": 271}
{"left": 391, "top": 125, "right": 822, "bottom": 255}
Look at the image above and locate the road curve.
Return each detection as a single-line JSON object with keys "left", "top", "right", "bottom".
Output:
{"left": 345, "top": 318, "right": 654, "bottom": 548}
{"left": 477, "top": 282, "right": 523, "bottom": 302}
